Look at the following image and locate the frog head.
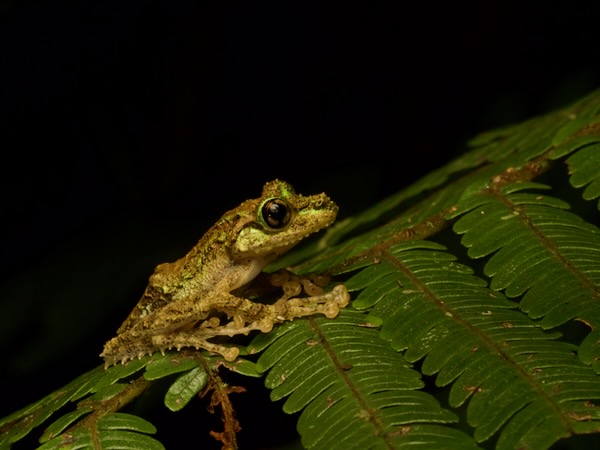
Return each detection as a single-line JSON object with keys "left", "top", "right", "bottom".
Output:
{"left": 231, "top": 180, "right": 338, "bottom": 260}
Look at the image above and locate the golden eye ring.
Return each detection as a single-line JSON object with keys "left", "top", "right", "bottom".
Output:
{"left": 261, "top": 198, "right": 292, "bottom": 229}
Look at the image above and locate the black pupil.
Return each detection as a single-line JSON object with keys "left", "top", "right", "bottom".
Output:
{"left": 264, "top": 200, "right": 289, "bottom": 228}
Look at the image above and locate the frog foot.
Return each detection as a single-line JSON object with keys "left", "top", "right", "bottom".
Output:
{"left": 279, "top": 284, "right": 350, "bottom": 319}
{"left": 269, "top": 270, "right": 330, "bottom": 300}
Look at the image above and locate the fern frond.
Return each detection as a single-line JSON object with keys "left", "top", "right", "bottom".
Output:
{"left": 565, "top": 142, "right": 600, "bottom": 208}
{"left": 449, "top": 182, "right": 600, "bottom": 369}
{"left": 257, "top": 90, "right": 600, "bottom": 450}
{"left": 0, "top": 352, "right": 230, "bottom": 449}
{"left": 38, "top": 413, "right": 163, "bottom": 450}
{"left": 0, "top": 364, "right": 114, "bottom": 447}
{"left": 249, "top": 310, "right": 480, "bottom": 449}
{"left": 4, "top": 88, "right": 600, "bottom": 449}
{"left": 345, "top": 241, "right": 600, "bottom": 449}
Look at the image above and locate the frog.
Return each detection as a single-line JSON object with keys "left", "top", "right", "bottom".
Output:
{"left": 101, "top": 180, "right": 350, "bottom": 366}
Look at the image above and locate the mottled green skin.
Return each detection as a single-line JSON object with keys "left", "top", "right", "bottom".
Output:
{"left": 101, "top": 180, "right": 344, "bottom": 364}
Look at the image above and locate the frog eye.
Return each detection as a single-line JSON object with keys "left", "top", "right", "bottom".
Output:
{"left": 261, "top": 198, "right": 292, "bottom": 229}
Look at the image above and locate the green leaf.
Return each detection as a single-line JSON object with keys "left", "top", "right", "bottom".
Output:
{"left": 96, "top": 413, "right": 157, "bottom": 434}
{"left": 39, "top": 408, "right": 93, "bottom": 443}
{"left": 0, "top": 366, "right": 106, "bottom": 447}
{"left": 85, "top": 384, "right": 128, "bottom": 403}
{"left": 451, "top": 183, "right": 600, "bottom": 353}
{"left": 164, "top": 366, "right": 208, "bottom": 412}
{"left": 37, "top": 412, "right": 161, "bottom": 450}
{"left": 37, "top": 428, "right": 164, "bottom": 450}
{"left": 579, "top": 330, "right": 600, "bottom": 373}
{"left": 0, "top": 361, "right": 157, "bottom": 448}
{"left": 345, "top": 242, "right": 600, "bottom": 449}
{"left": 143, "top": 352, "right": 200, "bottom": 380}
{"left": 566, "top": 142, "right": 600, "bottom": 207}
{"left": 551, "top": 115, "right": 600, "bottom": 147}
{"left": 4, "top": 85, "right": 600, "bottom": 450}
{"left": 221, "top": 358, "right": 262, "bottom": 377}
{"left": 253, "top": 310, "right": 479, "bottom": 449}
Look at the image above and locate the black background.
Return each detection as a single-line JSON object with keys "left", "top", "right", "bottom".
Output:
{"left": 2, "top": 1, "right": 600, "bottom": 448}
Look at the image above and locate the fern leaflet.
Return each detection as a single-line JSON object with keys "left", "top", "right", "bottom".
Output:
{"left": 249, "top": 310, "right": 480, "bottom": 449}
{"left": 449, "top": 181, "right": 600, "bottom": 372}
{"left": 565, "top": 142, "right": 600, "bottom": 208}
{"left": 38, "top": 412, "right": 163, "bottom": 450}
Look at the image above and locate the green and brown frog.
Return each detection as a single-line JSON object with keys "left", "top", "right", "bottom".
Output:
{"left": 101, "top": 180, "right": 349, "bottom": 366}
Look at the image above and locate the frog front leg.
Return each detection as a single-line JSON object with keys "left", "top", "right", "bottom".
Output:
{"left": 149, "top": 285, "right": 350, "bottom": 361}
